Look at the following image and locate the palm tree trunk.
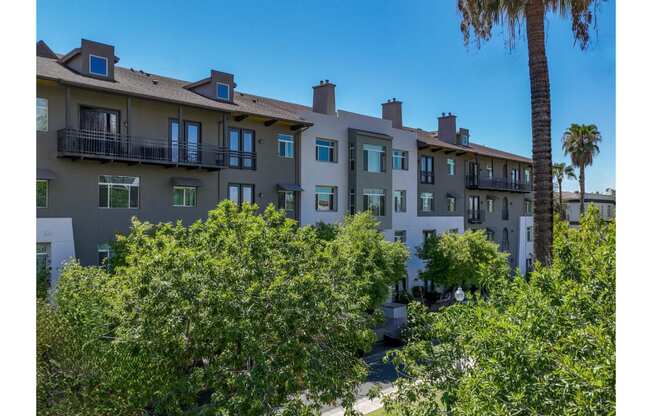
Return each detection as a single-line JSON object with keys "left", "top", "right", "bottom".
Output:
{"left": 579, "top": 165, "right": 585, "bottom": 214}
{"left": 526, "top": 0, "right": 553, "bottom": 265}
{"left": 558, "top": 179, "right": 564, "bottom": 219}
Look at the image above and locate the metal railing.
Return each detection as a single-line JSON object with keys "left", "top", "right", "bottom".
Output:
{"left": 465, "top": 175, "right": 531, "bottom": 193}
{"left": 57, "top": 129, "right": 256, "bottom": 170}
{"left": 420, "top": 172, "right": 434, "bottom": 184}
{"left": 467, "top": 209, "right": 485, "bottom": 224}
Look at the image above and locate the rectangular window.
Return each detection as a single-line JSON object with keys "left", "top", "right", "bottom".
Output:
{"left": 89, "top": 54, "right": 108, "bottom": 76}
{"left": 316, "top": 139, "right": 337, "bottom": 162}
{"left": 420, "top": 155, "right": 434, "bottom": 184}
{"left": 229, "top": 128, "right": 255, "bottom": 169}
{"left": 98, "top": 176, "right": 139, "bottom": 209}
{"left": 184, "top": 121, "right": 201, "bottom": 163}
{"left": 278, "top": 191, "right": 295, "bottom": 215}
{"left": 36, "top": 243, "right": 51, "bottom": 273}
{"left": 447, "top": 197, "right": 456, "bottom": 212}
{"left": 363, "top": 144, "right": 385, "bottom": 173}
{"left": 315, "top": 186, "right": 337, "bottom": 211}
{"left": 228, "top": 184, "right": 254, "bottom": 205}
{"left": 393, "top": 190, "right": 407, "bottom": 213}
{"left": 392, "top": 150, "right": 408, "bottom": 170}
{"left": 394, "top": 230, "right": 406, "bottom": 243}
{"left": 423, "top": 229, "right": 436, "bottom": 242}
{"left": 363, "top": 188, "right": 385, "bottom": 216}
{"left": 524, "top": 168, "right": 531, "bottom": 184}
{"left": 527, "top": 226, "right": 533, "bottom": 242}
{"left": 447, "top": 158, "right": 456, "bottom": 176}
{"left": 420, "top": 192, "right": 433, "bottom": 212}
{"left": 173, "top": 186, "right": 197, "bottom": 207}
{"left": 169, "top": 119, "right": 180, "bottom": 162}
{"left": 525, "top": 199, "right": 533, "bottom": 215}
{"left": 468, "top": 196, "right": 481, "bottom": 221}
{"left": 486, "top": 229, "right": 495, "bottom": 241}
{"left": 216, "top": 82, "right": 230, "bottom": 101}
{"left": 278, "top": 134, "right": 295, "bottom": 158}
{"left": 97, "top": 243, "right": 112, "bottom": 267}
{"left": 37, "top": 180, "right": 48, "bottom": 208}
{"left": 486, "top": 164, "right": 493, "bottom": 179}
{"left": 37, "top": 98, "right": 48, "bottom": 132}
{"left": 487, "top": 198, "right": 495, "bottom": 213}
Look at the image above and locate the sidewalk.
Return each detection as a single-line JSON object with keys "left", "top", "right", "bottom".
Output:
{"left": 320, "top": 386, "right": 396, "bottom": 416}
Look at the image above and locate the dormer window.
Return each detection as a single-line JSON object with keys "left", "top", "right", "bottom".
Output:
{"left": 89, "top": 54, "right": 108, "bottom": 77}
{"left": 216, "top": 82, "right": 230, "bottom": 101}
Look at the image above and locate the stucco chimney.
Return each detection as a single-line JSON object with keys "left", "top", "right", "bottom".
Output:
{"left": 382, "top": 98, "right": 403, "bottom": 129}
{"left": 438, "top": 112, "right": 457, "bottom": 144}
{"left": 312, "top": 80, "right": 336, "bottom": 115}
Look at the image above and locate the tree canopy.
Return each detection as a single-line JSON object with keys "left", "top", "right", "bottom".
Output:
{"left": 37, "top": 201, "right": 408, "bottom": 415}
{"left": 381, "top": 205, "right": 615, "bottom": 415}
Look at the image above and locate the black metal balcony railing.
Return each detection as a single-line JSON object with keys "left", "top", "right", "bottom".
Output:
{"left": 465, "top": 175, "right": 531, "bottom": 193}
{"left": 467, "top": 209, "right": 485, "bottom": 224}
{"left": 57, "top": 129, "right": 256, "bottom": 171}
{"left": 420, "top": 172, "right": 434, "bottom": 184}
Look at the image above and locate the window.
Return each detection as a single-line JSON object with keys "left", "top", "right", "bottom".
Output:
{"left": 447, "top": 158, "right": 456, "bottom": 175}
{"left": 486, "top": 229, "right": 495, "bottom": 241}
{"left": 37, "top": 98, "right": 48, "bottom": 132}
{"left": 185, "top": 121, "right": 201, "bottom": 163}
{"left": 37, "top": 180, "right": 48, "bottom": 208}
{"left": 349, "top": 189, "right": 355, "bottom": 215}
{"left": 607, "top": 205, "right": 613, "bottom": 218}
{"left": 363, "top": 144, "right": 385, "bottom": 172}
{"left": 97, "top": 243, "right": 112, "bottom": 267}
{"left": 229, "top": 128, "right": 255, "bottom": 169}
{"left": 501, "top": 228, "right": 510, "bottom": 251}
{"left": 394, "top": 230, "right": 407, "bottom": 243}
{"left": 173, "top": 186, "right": 197, "bottom": 207}
{"left": 420, "top": 192, "right": 433, "bottom": 212}
{"left": 420, "top": 155, "right": 434, "bottom": 184}
{"left": 229, "top": 184, "right": 254, "bottom": 205}
{"left": 216, "top": 82, "right": 230, "bottom": 101}
{"left": 278, "top": 134, "right": 294, "bottom": 158}
{"left": 524, "top": 168, "right": 531, "bottom": 184}
{"left": 278, "top": 191, "right": 295, "bottom": 215}
{"left": 394, "top": 190, "right": 406, "bottom": 213}
{"left": 423, "top": 230, "right": 436, "bottom": 242}
{"left": 316, "top": 139, "right": 337, "bottom": 162}
{"left": 36, "top": 243, "right": 51, "bottom": 274}
{"left": 486, "top": 164, "right": 493, "bottom": 179}
{"left": 99, "top": 176, "right": 139, "bottom": 208}
{"left": 392, "top": 150, "right": 408, "bottom": 170}
{"left": 526, "top": 226, "right": 533, "bottom": 242}
{"left": 89, "top": 54, "right": 108, "bottom": 76}
{"left": 316, "top": 186, "right": 337, "bottom": 211}
{"left": 363, "top": 188, "right": 385, "bottom": 216}
{"left": 468, "top": 196, "right": 480, "bottom": 222}
{"left": 349, "top": 144, "right": 355, "bottom": 170}
{"left": 525, "top": 199, "right": 533, "bottom": 215}
{"left": 502, "top": 197, "right": 509, "bottom": 220}
{"left": 526, "top": 257, "right": 533, "bottom": 272}
{"left": 487, "top": 198, "right": 495, "bottom": 213}
{"left": 447, "top": 197, "right": 456, "bottom": 212}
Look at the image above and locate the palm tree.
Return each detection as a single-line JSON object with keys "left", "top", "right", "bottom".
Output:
{"left": 562, "top": 123, "right": 602, "bottom": 214}
{"left": 457, "top": 0, "right": 599, "bottom": 265}
{"left": 552, "top": 162, "right": 576, "bottom": 218}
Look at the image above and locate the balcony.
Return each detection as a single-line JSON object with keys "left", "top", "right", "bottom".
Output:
{"left": 467, "top": 209, "right": 485, "bottom": 224}
{"left": 57, "top": 129, "right": 255, "bottom": 171}
{"left": 466, "top": 175, "right": 531, "bottom": 193}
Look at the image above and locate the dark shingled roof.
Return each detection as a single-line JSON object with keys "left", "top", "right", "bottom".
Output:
{"left": 37, "top": 56, "right": 311, "bottom": 125}
{"left": 560, "top": 191, "right": 615, "bottom": 203}
{"left": 404, "top": 127, "right": 532, "bottom": 164}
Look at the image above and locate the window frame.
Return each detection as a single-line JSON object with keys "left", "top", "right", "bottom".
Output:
{"left": 487, "top": 197, "right": 495, "bottom": 213}
{"left": 394, "top": 230, "right": 407, "bottom": 243}
{"left": 393, "top": 190, "right": 407, "bottom": 213}
{"left": 363, "top": 144, "right": 386, "bottom": 173}
{"left": 420, "top": 192, "right": 434, "bottom": 212}
{"left": 172, "top": 186, "right": 197, "bottom": 208}
{"left": 98, "top": 175, "right": 140, "bottom": 209}
{"left": 228, "top": 183, "right": 255, "bottom": 205}
{"left": 97, "top": 243, "right": 112, "bottom": 267}
{"left": 423, "top": 229, "right": 436, "bottom": 243}
{"left": 447, "top": 196, "right": 456, "bottom": 212}
{"left": 526, "top": 226, "right": 533, "bottom": 242}
{"left": 316, "top": 138, "right": 337, "bottom": 162}
{"left": 216, "top": 82, "right": 231, "bottom": 101}
{"left": 315, "top": 185, "right": 337, "bottom": 212}
{"left": 89, "top": 54, "right": 109, "bottom": 77}
{"left": 228, "top": 128, "right": 256, "bottom": 169}
{"left": 447, "top": 158, "right": 456, "bottom": 176}
{"left": 36, "top": 242, "right": 51, "bottom": 273}
{"left": 363, "top": 188, "right": 386, "bottom": 216}
{"left": 420, "top": 155, "right": 434, "bottom": 184}
{"left": 37, "top": 97, "right": 48, "bottom": 132}
{"left": 278, "top": 190, "right": 296, "bottom": 215}
{"left": 277, "top": 134, "right": 295, "bottom": 158}
{"left": 37, "top": 179, "right": 48, "bottom": 208}
{"left": 392, "top": 150, "right": 408, "bottom": 170}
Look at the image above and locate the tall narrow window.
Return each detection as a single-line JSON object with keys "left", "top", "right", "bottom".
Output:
{"left": 501, "top": 228, "right": 510, "bottom": 251}
{"left": 99, "top": 176, "right": 139, "bottom": 209}
{"left": 420, "top": 192, "right": 433, "bottom": 212}
{"left": 468, "top": 196, "right": 480, "bottom": 222}
{"left": 349, "top": 144, "right": 355, "bottom": 171}
{"left": 89, "top": 54, "right": 108, "bottom": 77}
{"left": 316, "top": 139, "right": 337, "bottom": 162}
{"left": 363, "top": 144, "right": 385, "bottom": 173}
{"left": 184, "top": 121, "right": 201, "bottom": 163}
{"left": 37, "top": 180, "right": 48, "bottom": 208}
{"left": 36, "top": 243, "right": 51, "bottom": 274}
{"left": 526, "top": 226, "right": 533, "bottom": 242}
{"left": 169, "top": 119, "right": 180, "bottom": 162}
{"left": 502, "top": 197, "right": 509, "bottom": 220}
{"left": 315, "top": 186, "right": 337, "bottom": 211}
{"left": 487, "top": 197, "right": 495, "bottom": 213}
{"left": 278, "top": 191, "right": 295, "bottom": 216}
{"left": 447, "top": 197, "right": 456, "bottom": 212}
{"left": 392, "top": 150, "right": 408, "bottom": 170}
{"left": 524, "top": 199, "right": 533, "bottom": 215}
{"left": 393, "top": 190, "right": 406, "bottom": 213}
{"left": 486, "top": 164, "right": 493, "bottom": 179}
{"left": 36, "top": 98, "right": 48, "bottom": 132}
{"left": 173, "top": 186, "right": 197, "bottom": 207}
{"left": 278, "top": 134, "right": 294, "bottom": 158}
{"left": 447, "top": 158, "right": 456, "bottom": 175}
{"left": 349, "top": 189, "right": 355, "bottom": 215}
{"left": 229, "top": 128, "right": 255, "bottom": 169}
{"left": 524, "top": 168, "right": 531, "bottom": 184}
{"left": 363, "top": 188, "right": 385, "bottom": 216}
{"left": 420, "top": 156, "right": 434, "bottom": 184}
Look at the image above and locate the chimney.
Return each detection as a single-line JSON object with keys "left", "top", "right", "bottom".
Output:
{"left": 382, "top": 98, "right": 403, "bottom": 129}
{"left": 312, "top": 80, "right": 336, "bottom": 115}
{"left": 437, "top": 112, "right": 457, "bottom": 144}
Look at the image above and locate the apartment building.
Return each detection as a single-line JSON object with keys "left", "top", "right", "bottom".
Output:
{"left": 36, "top": 39, "right": 310, "bottom": 284}
{"left": 36, "top": 38, "right": 534, "bottom": 291}
{"left": 560, "top": 190, "right": 616, "bottom": 225}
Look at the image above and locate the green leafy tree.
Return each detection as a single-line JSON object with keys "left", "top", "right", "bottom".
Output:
{"left": 37, "top": 201, "right": 407, "bottom": 415}
{"left": 380, "top": 205, "right": 615, "bottom": 415}
{"left": 417, "top": 230, "right": 510, "bottom": 291}
{"left": 457, "top": 0, "right": 602, "bottom": 266}
{"left": 562, "top": 123, "right": 602, "bottom": 214}
{"left": 552, "top": 162, "right": 576, "bottom": 218}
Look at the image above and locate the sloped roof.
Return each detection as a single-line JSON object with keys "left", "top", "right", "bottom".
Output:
{"left": 36, "top": 55, "right": 310, "bottom": 125}
{"left": 560, "top": 191, "right": 615, "bottom": 203}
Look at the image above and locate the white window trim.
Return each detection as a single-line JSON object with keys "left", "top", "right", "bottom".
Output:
{"left": 316, "top": 138, "right": 337, "bottom": 162}
{"left": 392, "top": 150, "right": 408, "bottom": 170}
{"left": 98, "top": 176, "right": 140, "bottom": 209}
{"left": 421, "top": 192, "right": 434, "bottom": 212}
{"left": 363, "top": 144, "right": 385, "bottom": 173}
{"left": 216, "top": 82, "right": 231, "bottom": 101}
{"left": 278, "top": 134, "right": 295, "bottom": 158}
{"left": 37, "top": 97, "right": 48, "bottom": 132}
{"left": 173, "top": 186, "right": 197, "bottom": 208}
{"left": 89, "top": 54, "right": 109, "bottom": 77}
{"left": 37, "top": 179, "right": 48, "bottom": 209}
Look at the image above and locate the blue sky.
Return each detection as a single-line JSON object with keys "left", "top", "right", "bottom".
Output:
{"left": 37, "top": 0, "right": 615, "bottom": 192}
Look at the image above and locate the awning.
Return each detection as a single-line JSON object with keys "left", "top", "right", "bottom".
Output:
{"left": 37, "top": 168, "right": 56, "bottom": 180}
{"left": 446, "top": 192, "right": 457, "bottom": 199}
{"left": 171, "top": 177, "right": 202, "bottom": 187}
{"left": 277, "top": 183, "right": 304, "bottom": 192}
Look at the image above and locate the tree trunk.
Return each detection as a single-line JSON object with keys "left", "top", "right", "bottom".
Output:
{"left": 579, "top": 165, "right": 585, "bottom": 214}
{"left": 558, "top": 179, "right": 564, "bottom": 219}
{"left": 526, "top": 1, "right": 553, "bottom": 265}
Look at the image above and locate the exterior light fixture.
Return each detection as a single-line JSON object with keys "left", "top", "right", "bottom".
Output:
{"left": 454, "top": 286, "right": 465, "bottom": 302}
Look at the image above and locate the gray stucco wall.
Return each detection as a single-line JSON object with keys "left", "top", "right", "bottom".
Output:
{"left": 416, "top": 148, "right": 466, "bottom": 217}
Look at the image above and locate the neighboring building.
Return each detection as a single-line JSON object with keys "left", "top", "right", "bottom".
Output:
{"left": 36, "top": 38, "right": 534, "bottom": 290}
{"left": 560, "top": 190, "right": 616, "bottom": 225}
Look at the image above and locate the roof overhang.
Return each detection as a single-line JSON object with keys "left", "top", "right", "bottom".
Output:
{"left": 37, "top": 168, "right": 56, "bottom": 180}
{"left": 171, "top": 177, "right": 203, "bottom": 187}
{"left": 277, "top": 183, "right": 304, "bottom": 192}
